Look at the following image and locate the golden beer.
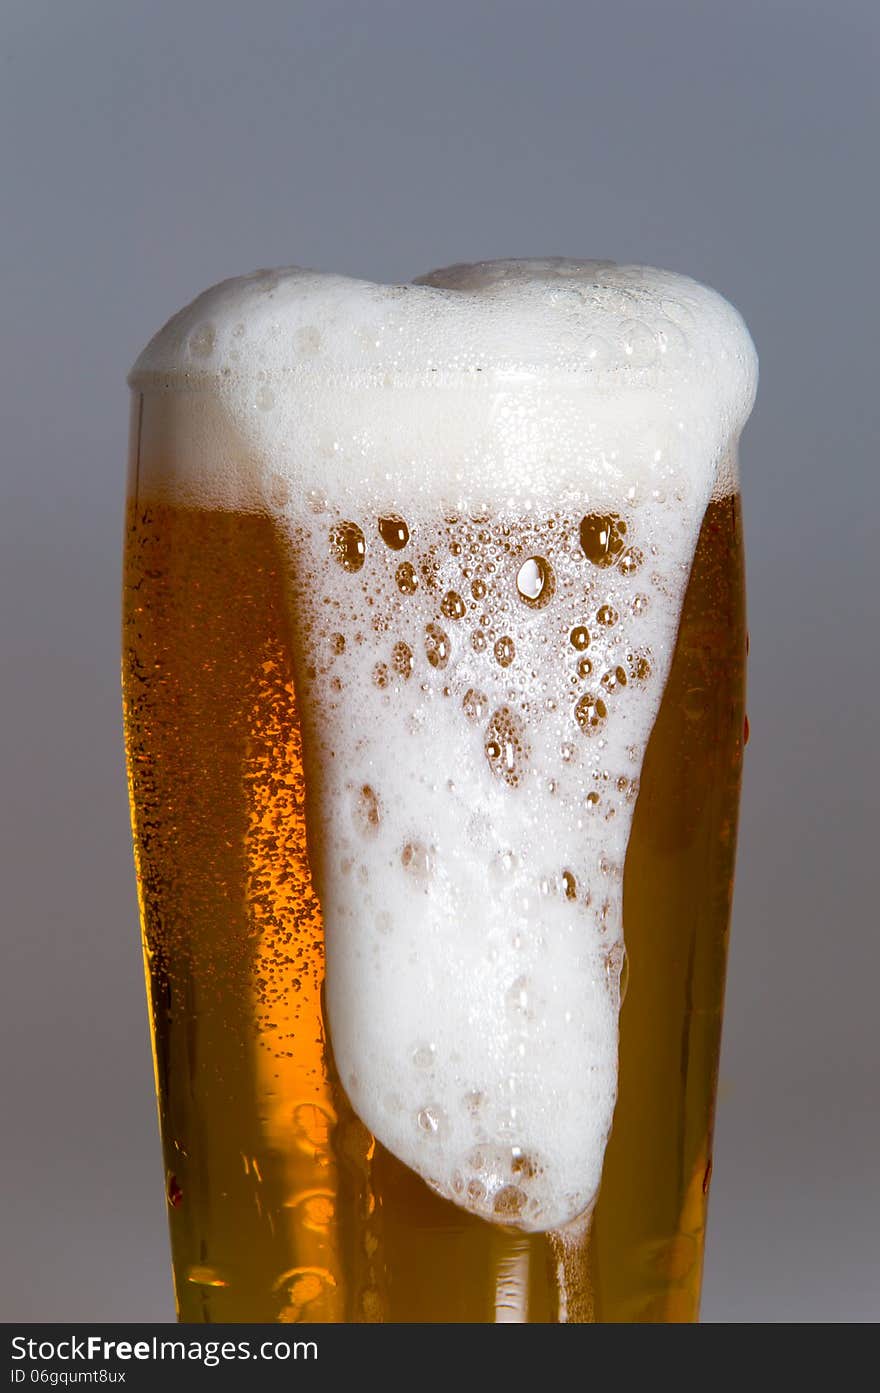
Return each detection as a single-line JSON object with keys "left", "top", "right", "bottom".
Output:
{"left": 123, "top": 474, "right": 744, "bottom": 1323}
{"left": 123, "top": 259, "right": 754, "bottom": 1322}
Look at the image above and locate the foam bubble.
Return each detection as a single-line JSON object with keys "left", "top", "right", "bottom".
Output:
{"left": 129, "top": 259, "right": 757, "bottom": 1231}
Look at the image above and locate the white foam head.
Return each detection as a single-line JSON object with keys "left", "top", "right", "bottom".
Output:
{"left": 131, "top": 260, "right": 756, "bottom": 1230}
{"left": 131, "top": 258, "right": 756, "bottom": 511}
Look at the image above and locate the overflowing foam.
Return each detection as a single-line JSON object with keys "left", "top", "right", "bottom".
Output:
{"left": 130, "top": 260, "right": 757, "bottom": 1231}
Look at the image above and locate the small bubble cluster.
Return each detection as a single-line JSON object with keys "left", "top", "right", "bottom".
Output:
{"left": 439, "top": 1140, "right": 545, "bottom": 1223}
{"left": 396, "top": 561, "right": 418, "bottom": 594}
{"left": 424, "top": 623, "right": 450, "bottom": 669}
{"left": 285, "top": 492, "right": 683, "bottom": 1228}
{"left": 330, "top": 520, "right": 366, "bottom": 573}
{"left": 378, "top": 514, "right": 410, "bottom": 550}
{"left": 391, "top": 640, "right": 414, "bottom": 679}
{"left": 485, "top": 706, "right": 528, "bottom": 787}
{"left": 575, "top": 693, "right": 608, "bottom": 734}
{"left": 462, "top": 687, "right": 488, "bottom": 721}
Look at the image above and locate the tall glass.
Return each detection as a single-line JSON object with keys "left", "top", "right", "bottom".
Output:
{"left": 122, "top": 260, "right": 755, "bottom": 1322}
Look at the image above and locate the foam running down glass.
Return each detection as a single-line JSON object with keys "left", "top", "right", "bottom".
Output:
{"left": 123, "top": 260, "right": 757, "bottom": 1322}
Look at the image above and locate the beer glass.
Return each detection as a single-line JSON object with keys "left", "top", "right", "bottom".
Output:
{"left": 123, "top": 260, "right": 756, "bottom": 1322}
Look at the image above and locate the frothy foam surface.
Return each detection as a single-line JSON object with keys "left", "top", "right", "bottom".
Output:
{"left": 131, "top": 260, "right": 757, "bottom": 1230}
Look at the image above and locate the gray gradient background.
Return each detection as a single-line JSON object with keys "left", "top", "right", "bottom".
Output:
{"left": 1, "top": 0, "right": 877, "bottom": 1323}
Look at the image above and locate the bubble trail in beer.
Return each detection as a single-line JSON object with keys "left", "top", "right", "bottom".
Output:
{"left": 130, "top": 259, "right": 757, "bottom": 1234}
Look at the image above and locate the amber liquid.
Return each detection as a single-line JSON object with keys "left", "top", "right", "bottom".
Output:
{"left": 123, "top": 480, "right": 744, "bottom": 1323}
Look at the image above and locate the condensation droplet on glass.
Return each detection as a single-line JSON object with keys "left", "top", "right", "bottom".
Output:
{"left": 275, "top": 1267, "right": 336, "bottom": 1317}
{"left": 187, "top": 1265, "right": 227, "bottom": 1288}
